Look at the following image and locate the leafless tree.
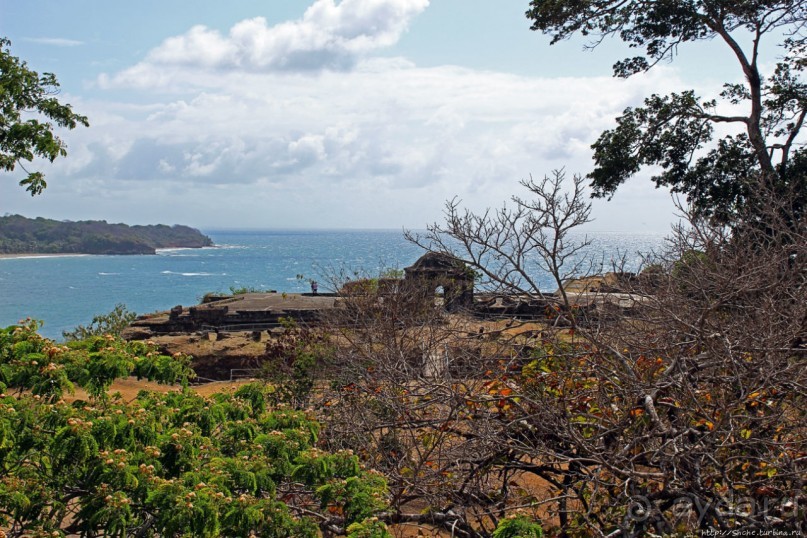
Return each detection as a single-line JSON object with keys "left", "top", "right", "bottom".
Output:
{"left": 405, "top": 169, "right": 596, "bottom": 313}
{"left": 521, "top": 188, "right": 807, "bottom": 535}
{"left": 310, "top": 173, "right": 805, "bottom": 536}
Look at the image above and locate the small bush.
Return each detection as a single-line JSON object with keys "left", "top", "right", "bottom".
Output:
{"left": 63, "top": 303, "right": 137, "bottom": 341}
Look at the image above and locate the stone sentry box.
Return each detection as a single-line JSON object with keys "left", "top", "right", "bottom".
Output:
{"left": 404, "top": 252, "right": 474, "bottom": 312}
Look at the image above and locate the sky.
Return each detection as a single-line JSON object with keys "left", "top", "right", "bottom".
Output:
{"left": 0, "top": 0, "right": 761, "bottom": 232}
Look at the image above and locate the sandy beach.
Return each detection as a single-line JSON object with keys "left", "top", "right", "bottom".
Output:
{"left": 0, "top": 253, "right": 91, "bottom": 260}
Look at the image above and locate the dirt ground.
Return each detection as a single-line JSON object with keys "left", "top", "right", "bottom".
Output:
{"left": 61, "top": 376, "right": 258, "bottom": 403}
{"left": 89, "top": 314, "right": 562, "bottom": 537}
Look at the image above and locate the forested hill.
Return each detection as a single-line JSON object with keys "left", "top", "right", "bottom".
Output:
{"left": 0, "top": 215, "right": 214, "bottom": 255}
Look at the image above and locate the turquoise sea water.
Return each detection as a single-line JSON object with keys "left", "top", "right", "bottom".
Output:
{"left": 0, "top": 229, "right": 665, "bottom": 340}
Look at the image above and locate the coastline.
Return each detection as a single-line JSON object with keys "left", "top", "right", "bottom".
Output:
{"left": 0, "top": 253, "right": 91, "bottom": 260}
{"left": 0, "top": 246, "right": 217, "bottom": 260}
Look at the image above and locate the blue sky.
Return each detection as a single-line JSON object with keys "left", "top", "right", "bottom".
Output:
{"left": 0, "top": 0, "right": 759, "bottom": 231}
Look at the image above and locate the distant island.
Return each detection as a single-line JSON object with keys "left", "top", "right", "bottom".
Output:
{"left": 0, "top": 215, "right": 214, "bottom": 255}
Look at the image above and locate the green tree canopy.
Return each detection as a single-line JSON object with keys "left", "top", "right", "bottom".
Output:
{"left": 0, "top": 321, "right": 394, "bottom": 537}
{"left": 0, "top": 37, "right": 88, "bottom": 195}
{"left": 526, "top": 1, "right": 806, "bottom": 223}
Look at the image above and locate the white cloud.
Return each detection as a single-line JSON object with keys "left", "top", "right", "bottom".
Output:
{"left": 100, "top": 0, "right": 428, "bottom": 87}
{"left": 150, "top": 25, "right": 237, "bottom": 68}
{"left": 70, "top": 62, "right": 687, "bottom": 214}
{"left": 157, "top": 159, "right": 175, "bottom": 173}
{"left": 21, "top": 0, "right": 692, "bottom": 231}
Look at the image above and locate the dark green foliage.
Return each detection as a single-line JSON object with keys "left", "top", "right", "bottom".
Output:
{"left": 62, "top": 303, "right": 137, "bottom": 341}
{"left": 234, "top": 382, "right": 268, "bottom": 414}
{"left": 0, "top": 37, "right": 89, "bottom": 195}
{"left": 0, "top": 214, "right": 213, "bottom": 255}
{"left": 526, "top": 1, "right": 807, "bottom": 224}
{"left": 229, "top": 285, "right": 263, "bottom": 295}
{"left": 492, "top": 516, "right": 544, "bottom": 538}
{"left": 315, "top": 473, "right": 388, "bottom": 526}
{"left": 526, "top": 2, "right": 793, "bottom": 73}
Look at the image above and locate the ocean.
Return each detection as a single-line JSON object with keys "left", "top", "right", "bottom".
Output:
{"left": 0, "top": 229, "right": 666, "bottom": 340}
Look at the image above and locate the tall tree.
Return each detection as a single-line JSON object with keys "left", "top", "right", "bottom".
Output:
{"left": 0, "top": 37, "right": 88, "bottom": 195}
{"left": 526, "top": 1, "right": 806, "bottom": 222}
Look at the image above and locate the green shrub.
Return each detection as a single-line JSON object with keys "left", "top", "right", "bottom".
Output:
{"left": 0, "top": 322, "right": 390, "bottom": 536}
{"left": 492, "top": 516, "right": 544, "bottom": 538}
{"left": 62, "top": 303, "right": 137, "bottom": 341}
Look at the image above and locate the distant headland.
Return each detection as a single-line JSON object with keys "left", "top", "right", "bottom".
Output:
{"left": 0, "top": 215, "right": 213, "bottom": 255}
